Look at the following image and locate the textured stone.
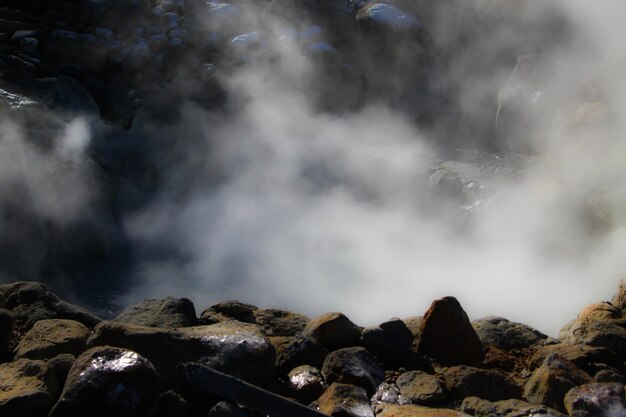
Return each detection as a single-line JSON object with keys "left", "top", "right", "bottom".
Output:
{"left": 396, "top": 370, "right": 447, "bottom": 406}
{"left": 303, "top": 312, "right": 361, "bottom": 351}
{"left": 49, "top": 346, "right": 159, "bottom": 417}
{"left": 287, "top": 365, "right": 326, "bottom": 404}
{"left": 322, "top": 346, "right": 384, "bottom": 396}
{"left": 530, "top": 344, "right": 623, "bottom": 376}
{"left": 0, "top": 358, "right": 59, "bottom": 417}
{"left": 443, "top": 365, "right": 522, "bottom": 401}
{"left": 15, "top": 319, "right": 90, "bottom": 360}
{"left": 114, "top": 297, "right": 198, "bottom": 328}
{"left": 472, "top": 316, "right": 547, "bottom": 349}
{"left": 360, "top": 318, "right": 413, "bottom": 364}
{"left": 0, "top": 308, "right": 14, "bottom": 358}
{"left": 564, "top": 382, "right": 626, "bottom": 417}
{"left": 318, "top": 383, "right": 374, "bottom": 417}
{"left": 375, "top": 404, "right": 471, "bottom": 417}
{"left": 416, "top": 297, "right": 484, "bottom": 366}
{"left": 523, "top": 353, "right": 593, "bottom": 412}
{"left": 271, "top": 334, "right": 328, "bottom": 375}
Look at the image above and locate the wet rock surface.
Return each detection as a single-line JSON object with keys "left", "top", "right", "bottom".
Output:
{"left": 563, "top": 382, "right": 626, "bottom": 417}
{"left": 317, "top": 382, "right": 374, "bottom": 417}
{"left": 14, "top": 319, "right": 90, "bottom": 360}
{"left": 321, "top": 346, "right": 384, "bottom": 395}
{"left": 49, "top": 346, "right": 159, "bottom": 417}
{"left": 304, "top": 312, "right": 362, "bottom": 351}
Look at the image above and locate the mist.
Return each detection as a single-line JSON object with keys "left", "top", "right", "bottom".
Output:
{"left": 2, "top": 0, "right": 626, "bottom": 336}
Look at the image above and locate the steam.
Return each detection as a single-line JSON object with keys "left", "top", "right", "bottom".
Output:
{"left": 2, "top": 1, "right": 626, "bottom": 336}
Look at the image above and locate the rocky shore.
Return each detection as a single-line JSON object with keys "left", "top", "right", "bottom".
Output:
{"left": 1, "top": 279, "right": 626, "bottom": 416}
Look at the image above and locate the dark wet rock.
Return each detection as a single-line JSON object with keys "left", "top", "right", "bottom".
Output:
{"left": 32, "top": 76, "right": 100, "bottom": 116}
{"left": 87, "top": 320, "right": 275, "bottom": 386}
{"left": 317, "top": 382, "right": 374, "bottom": 417}
{"left": 155, "top": 390, "right": 188, "bottom": 417}
{"left": 443, "top": 365, "right": 522, "bottom": 402}
{"left": 41, "top": 30, "right": 107, "bottom": 72}
{"left": 47, "top": 353, "right": 76, "bottom": 387}
{"left": 375, "top": 404, "right": 471, "bottom": 417}
{"left": 460, "top": 397, "right": 566, "bottom": 417}
{"left": 114, "top": 297, "right": 198, "bottom": 328}
{"left": 416, "top": 297, "right": 484, "bottom": 366}
{"left": 396, "top": 370, "right": 447, "bottom": 406}
{"left": 360, "top": 318, "right": 413, "bottom": 365}
{"left": 251, "top": 308, "right": 310, "bottom": 336}
{"left": 303, "top": 312, "right": 361, "bottom": 351}
{"left": 0, "top": 281, "right": 100, "bottom": 332}
{"left": 321, "top": 346, "right": 384, "bottom": 396}
{"left": 472, "top": 316, "right": 548, "bottom": 349}
{"left": 0, "top": 308, "right": 15, "bottom": 358}
{"left": 286, "top": 365, "right": 326, "bottom": 404}
{"left": 523, "top": 353, "right": 593, "bottom": 413}
{"left": 208, "top": 401, "right": 260, "bottom": 416}
{"left": 564, "top": 382, "right": 626, "bottom": 417}
{"left": 49, "top": 346, "right": 159, "bottom": 417}
{"left": 0, "top": 358, "right": 59, "bottom": 417}
{"left": 271, "top": 334, "right": 328, "bottom": 375}
{"left": 530, "top": 344, "right": 623, "bottom": 376}
{"left": 0, "top": 293, "right": 5, "bottom": 308}
{"left": 14, "top": 319, "right": 90, "bottom": 360}
{"left": 594, "top": 366, "right": 625, "bottom": 384}
{"left": 372, "top": 382, "right": 401, "bottom": 405}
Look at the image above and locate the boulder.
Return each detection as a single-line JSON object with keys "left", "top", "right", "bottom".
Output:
{"left": 611, "top": 278, "right": 626, "bottom": 311}
{"left": 564, "top": 382, "right": 626, "bottom": 417}
{"left": 271, "top": 335, "right": 328, "bottom": 375}
{"left": 41, "top": 30, "right": 107, "bottom": 72}
{"left": 14, "top": 319, "right": 90, "bottom": 360}
{"left": 49, "top": 346, "right": 159, "bottom": 417}
{"left": 356, "top": 3, "right": 423, "bottom": 33}
{"left": 472, "top": 316, "right": 548, "bottom": 349}
{"left": 155, "top": 390, "right": 188, "bottom": 417}
{"left": 286, "top": 365, "right": 326, "bottom": 404}
{"left": 416, "top": 297, "right": 484, "bottom": 365}
{"left": 303, "top": 312, "right": 361, "bottom": 351}
{"left": 443, "top": 365, "right": 522, "bottom": 401}
{"left": 0, "top": 308, "right": 15, "bottom": 358}
{"left": 396, "top": 370, "right": 448, "bottom": 405}
{"left": 251, "top": 308, "right": 310, "bottom": 336}
{"left": 0, "top": 358, "right": 59, "bottom": 417}
{"left": 0, "top": 282, "right": 100, "bottom": 332}
{"left": 114, "top": 297, "right": 198, "bottom": 328}
{"left": 372, "top": 382, "right": 401, "bottom": 405}
{"left": 375, "top": 404, "right": 471, "bottom": 417}
{"left": 317, "top": 382, "right": 374, "bottom": 417}
{"left": 322, "top": 346, "right": 384, "bottom": 396}
{"left": 523, "top": 353, "right": 593, "bottom": 412}
{"left": 32, "top": 77, "right": 100, "bottom": 116}
{"left": 359, "top": 318, "right": 413, "bottom": 364}
{"left": 47, "top": 353, "right": 76, "bottom": 387}
{"left": 530, "top": 344, "right": 623, "bottom": 376}
{"left": 200, "top": 300, "right": 258, "bottom": 324}
{"left": 87, "top": 320, "right": 275, "bottom": 386}
{"left": 460, "top": 397, "right": 566, "bottom": 417}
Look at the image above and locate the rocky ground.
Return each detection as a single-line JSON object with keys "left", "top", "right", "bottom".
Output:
{"left": 1, "top": 279, "right": 626, "bottom": 416}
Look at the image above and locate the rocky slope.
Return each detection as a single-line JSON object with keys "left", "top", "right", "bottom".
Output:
{"left": 1, "top": 279, "right": 626, "bottom": 416}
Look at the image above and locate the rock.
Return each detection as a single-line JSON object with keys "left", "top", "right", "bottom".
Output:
{"left": 263, "top": 0, "right": 355, "bottom": 27}
{"left": 41, "top": 30, "right": 107, "bottom": 72}
{"left": 0, "top": 281, "right": 100, "bottom": 332}
{"left": 155, "top": 390, "right": 188, "bottom": 417}
{"left": 416, "top": 297, "right": 484, "bottom": 366}
{"left": 47, "top": 353, "right": 76, "bottom": 387}
{"left": 303, "top": 312, "right": 361, "bottom": 351}
{"left": 317, "top": 382, "right": 374, "bottom": 417}
{"left": 32, "top": 76, "right": 100, "bottom": 117}
{"left": 396, "top": 370, "right": 447, "bottom": 406}
{"left": 286, "top": 365, "right": 326, "bottom": 404}
{"left": 49, "top": 346, "right": 159, "bottom": 417}
{"left": 0, "top": 308, "right": 15, "bottom": 358}
{"left": 401, "top": 316, "right": 422, "bottom": 339}
{"left": 360, "top": 318, "right": 413, "bottom": 365}
{"left": 200, "top": 300, "right": 258, "bottom": 324}
{"left": 114, "top": 297, "right": 198, "bottom": 328}
{"left": 251, "top": 308, "right": 310, "bottom": 336}
{"left": 611, "top": 278, "right": 626, "bottom": 311}
{"left": 564, "top": 382, "right": 626, "bottom": 417}
{"left": 356, "top": 3, "right": 423, "bottom": 32}
{"left": 523, "top": 353, "right": 593, "bottom": 412}
{"left": 594, "top": 366, "right": 625, "bottom": 384}
{"left": 460, "top": 397, "right": 566, "bottom": 417}
{"left": 443, "top": 365, "right": 522, "bottom": 401}
{"left": 372, "top": 382, "right": 401, "bottom": 405}
{"left": 271, "top": 334, "right": 328, "bottom": 375}
{"left": 530, "top": 344, "right": 623, "bottom": 376}
{"left": 208, "top": 401, "right": 259, "bottom": 416}
{"left": 321, "top": 346, "right": 384, "bottom": 396}
{"left": 375, "top": 404, "right": 471, "bottom": 417}
{"left": 0, "top": 358, "right": 59, "bottom": 417}
{"left": 87, "top": 320, "right": 275, "bottom": 386}
{"left": 0, "top": 292, "right": 5, "bottom": 308}
{"left": 472, "top": 316, "right": 548, "bottom": 349}
{"left": 14, "top": 319, "right": 90, "bottom": 360}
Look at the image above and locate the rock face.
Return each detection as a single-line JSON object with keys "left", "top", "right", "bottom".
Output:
{"left": 317, "top": 382, "right": 374, "bottom": 417}
{"left": 114, "top": 297, "right": 198, "bottom": 328}
{"left": 0, "top": 358, "right": 59, "bottom": 417}
{"left": 416, "top": 297, "right": 484, "bottom": 365}
{"left": 14, "top": 319, "right": 90, "bottom": 360}
{"left": 303, "top": 312, "right": 362, "bottom": 351}
{"left": 322, "top": 346, "right": 384, "bottom": 396}
{"left": 524, "top": 353, "right": 593, "bottom": 412}
{"left": 49, "top": 346, "right": 159, "bottom": 417}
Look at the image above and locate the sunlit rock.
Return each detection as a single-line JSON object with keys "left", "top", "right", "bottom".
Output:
{"left": 321, "top": 346, "right": 384, "bottom": 395}
{"left": 396, "top": 370, "right": 447, "bottom": 406}
{"left": 14, "top": 319, "right": 90, "bottom": 360}
{"left": 0, "top": 358, "right": 59, "bottom": 417}
{"left": 303, "top": 312, "right": 361, "bottom": 351}
{"left": 318, "top": 382, "right": 374, "bottom": 417}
